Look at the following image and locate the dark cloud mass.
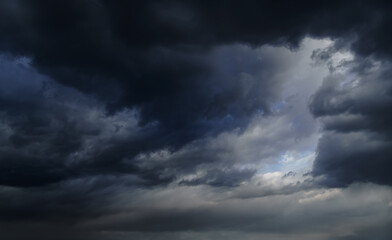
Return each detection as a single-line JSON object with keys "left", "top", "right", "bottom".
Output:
{"left": 310, "top": 57, "right": 392, "bottom": 187}
{"left": 1, "top": 1, "right": 392, "bottom": 240}
{"left": 0, "top": 0, "right": 390, "bottom": 128}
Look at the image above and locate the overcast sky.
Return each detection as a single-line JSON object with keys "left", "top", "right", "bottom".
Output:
{"left": 0, "top": 1, "right": 392, "bottom": 240}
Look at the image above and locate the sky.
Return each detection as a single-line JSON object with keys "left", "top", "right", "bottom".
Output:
{"left": 0, "top": 1, "right": 392, "bottom": 239}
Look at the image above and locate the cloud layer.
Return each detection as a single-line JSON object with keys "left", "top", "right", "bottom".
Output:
{"left": 1, "top": 1, "right": 392, "bottom": 240}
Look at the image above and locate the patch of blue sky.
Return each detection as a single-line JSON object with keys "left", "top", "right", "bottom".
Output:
{"left": 261, "top": 149, "right": 315, "bottom": 174}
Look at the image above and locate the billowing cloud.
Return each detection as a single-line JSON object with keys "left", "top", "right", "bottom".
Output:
{"left": 1, "top": 1, "right": 392, "bottom": 240}
{"left": 310, "top": 53, "right": 392, "bottom": 187}
{"left": 0, "top": 0, "right": 391, "bottom": 146}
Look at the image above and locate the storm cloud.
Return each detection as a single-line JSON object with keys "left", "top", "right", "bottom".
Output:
{"left": 0, "top": 1, "right": 392, "bottom": 240}
{"left": 310, "top": 55, "right": 392, "bottom": 187}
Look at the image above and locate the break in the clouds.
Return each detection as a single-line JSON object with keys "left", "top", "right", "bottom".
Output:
{"left": 0, "top": 1, "right": 392, "bottom": 240}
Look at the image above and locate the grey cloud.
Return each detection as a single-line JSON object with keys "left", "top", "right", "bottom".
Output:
{"left": 0, "top": 55, "right": 162, "bottom": 187}
{"left": 310, "top": 54, "right": 392, "bottom": 187}
{"left": 5, "top": 183, "right": 384, "bottom": 240}
{"left": 180, "top": 168, "right": 256, "bottom": 187}
{"left": 1, "top": 1, "right": 392, "bottom": 239}
{"left": 0, "top": 0, "right": 391, "bottom": 150}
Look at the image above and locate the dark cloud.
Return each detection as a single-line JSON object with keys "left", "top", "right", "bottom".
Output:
{"left": 1, "top": 183, "right": 387, "bottom": 240}
{"left": 0, "top": 55, "right": 167, "bottom": 187}
{"left": 1, "top": 1, "right": 391, "bottom": 179}
{"left": 0, "top": 39, "right": 307, "bottom": 188}
{"left": 310, "top": 55, "right": 392, "bottom": 187}
{"left": 0, "top": 0, "right": 391, "bottom": 149}
{"left": 1, "top": 1, "right": 392, "bottom": 239}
